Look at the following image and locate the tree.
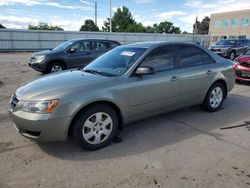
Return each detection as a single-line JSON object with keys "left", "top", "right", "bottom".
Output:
{"left": 199, "top": 16, "right": 210, "bottom": 35}
{"left": 153, "top": 21, "right": 181, "bottom": 34}
{"left": 193, "top": 16, "right": 210, "bottom": 35}
{"left": 0, "top": 24, "right": 6, "bottom": 29}
{"left": 80, "top": 19, "right": 99, "bottom": 31}
{"left": 29, "top": 22, "right": 63, "bottom": 31}
{"left": 102, "top": 6, "right": 135, "bottom": 32}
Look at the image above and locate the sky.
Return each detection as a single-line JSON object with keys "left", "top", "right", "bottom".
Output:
{"left": 0, "top": 0, "right": 250, "bottom": 32}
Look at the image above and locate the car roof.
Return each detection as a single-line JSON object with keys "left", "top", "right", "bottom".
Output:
{"left": 69, "top": 38, "right": 119, "bottom": 43}
{"left": 122, "top": 41, "right": 200, "bottom": 49}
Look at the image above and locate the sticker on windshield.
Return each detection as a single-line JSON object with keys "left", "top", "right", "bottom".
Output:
{"left": 121, "top": 51, "right": 135, "bottom": 57}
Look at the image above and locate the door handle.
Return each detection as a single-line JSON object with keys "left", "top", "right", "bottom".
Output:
{"left": 207, "top": 70, "right": 215, "bottom": 75}
{"left": 171, "top": 76, "right": 179, "bottom": 81}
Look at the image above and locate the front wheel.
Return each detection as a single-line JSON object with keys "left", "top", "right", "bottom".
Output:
{"left": 48, "top": 62, "right": 65, "bottom": 73}
{"left": 229, "top": 51, "right": 235, "bottom": 60}
{"left": 202, "top": 83, "right": 226, "bottom": 112}
{"left": 73, "top": 104, "right": 118, "bottom": 150}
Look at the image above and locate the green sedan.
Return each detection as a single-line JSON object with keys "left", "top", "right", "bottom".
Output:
{"left": 8, "top": 41, "right": 235, "bottom": 150}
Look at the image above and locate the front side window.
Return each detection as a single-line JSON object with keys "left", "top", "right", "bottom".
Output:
{"left": 140, "top": 45, "right": 176, "bottom": 72}
{"left": 79, "top": 41, "right": 91, "bottom": 51}
{"left": 231, "top": 19, "right": 238, "bottom": 28}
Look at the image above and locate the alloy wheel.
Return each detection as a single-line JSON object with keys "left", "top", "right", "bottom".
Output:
{"left": 82, "top": 112, "right": 113, "bottom": 145}
{"left": 209, "top": 87, "right": 223, "bottom": 108}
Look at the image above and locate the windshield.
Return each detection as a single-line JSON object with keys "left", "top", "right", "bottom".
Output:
{"left": 53, "top": 40, "right": 75, "bottom": 51}
{"left": 84, "top": 47, "right": 147, "bottom": 76}
{"left": 244, "top": 49, "right": 250, "bottom": 55}
{"left": 216, "top": 40, "right": 236, "bottom": 45}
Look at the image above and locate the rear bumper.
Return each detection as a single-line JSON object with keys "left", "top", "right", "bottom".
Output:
{"left": 9, "top": 110, "right": 71, "bottom": 142}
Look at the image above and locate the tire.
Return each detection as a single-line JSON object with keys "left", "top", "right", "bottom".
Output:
{"left": 229, "top": 51, "right": 235, "bottom": 60}
{"left": 202, "top": 82, "right": 226, "bottom": 112}
{"left": 48, "top": 62, "right": 65, "bottom": 73}
{"left": 72, "top": 104, "right": 118, "bottom": 151}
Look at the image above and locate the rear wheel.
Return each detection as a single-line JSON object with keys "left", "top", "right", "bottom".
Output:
{"left": 73, "top": 104, "right": 118, "bottom": 150}
{"left": 202, "top": 82, "right": 226, "bottom": 112}
{"left": 229, "top": 51, "right": 235, "bottom": 60}
{"left": 48, "top": 62, "right": 65, "bottom": 73}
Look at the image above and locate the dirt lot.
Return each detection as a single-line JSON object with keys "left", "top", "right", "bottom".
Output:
{"left": 0, "top": 53, "right": 250, "bottom": 188}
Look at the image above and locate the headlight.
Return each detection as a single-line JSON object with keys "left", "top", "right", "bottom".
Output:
{"left": 220, "top": 47, "right": 229, "bottom": 51}
{"left": 21, "top": 100, "right": 58, "bottom": 113}
{"left": 33, "top": 55, "right": 46, "bottom": 63}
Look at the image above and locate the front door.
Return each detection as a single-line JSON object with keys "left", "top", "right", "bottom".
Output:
{"left": 65, "top": 41, "right": 95, "bottom": 68}
{"left": 127, "top": 45, "right": 181, "bottom": 120}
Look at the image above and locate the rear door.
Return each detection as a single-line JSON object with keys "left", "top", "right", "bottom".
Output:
{"left": 176, "top": 44, "right": 216, "bottom": 105}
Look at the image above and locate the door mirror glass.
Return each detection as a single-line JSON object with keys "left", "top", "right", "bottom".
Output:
{"left": 135, "top": 66, "right": 154, "bottom": 75}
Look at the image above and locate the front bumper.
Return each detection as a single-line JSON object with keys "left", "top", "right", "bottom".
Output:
{"left": 28, "top": 60, "right": 48, "bottom": 73}
{"left": 8, "top": 109, "right": 71, "bottom": 142}
{"left": 234, "top": 64, "right": 250, "bottom": 81}
{"left": 211, "top": 51, "right": 228, "bottom": 57}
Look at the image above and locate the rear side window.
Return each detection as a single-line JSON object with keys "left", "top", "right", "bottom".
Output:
{"left": 178, "top": 45, "right": 214, "bottom": 67}
{"left": 140, "top": 45, "right": 176, "bottom": 72}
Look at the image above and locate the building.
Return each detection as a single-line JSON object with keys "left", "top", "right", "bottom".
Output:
{"left": 209, "top": 9, "right": 250, "bottom": 38}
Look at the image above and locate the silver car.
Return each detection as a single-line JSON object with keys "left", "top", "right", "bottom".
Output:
{"left": 8, "top": 42, "right": 235, "bottom": 150}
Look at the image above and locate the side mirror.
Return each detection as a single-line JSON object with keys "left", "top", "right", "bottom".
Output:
{"left": 135, "top": 66, "right": 154, "bottom": 76}
{"left": 69, "top": 48, "right": 76, "bottom": 53}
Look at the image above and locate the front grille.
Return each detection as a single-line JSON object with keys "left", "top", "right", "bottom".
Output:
{"left": 240, "top": 62, "right": 250, "bottom": 68}
{"left": 236, "top": 70, "right": 250, "bottom": 78}
{"left": 9, "top": 94, "right": 19, "bottom": 110}
{"left": 211, "top": 48, "right": 221, "bottom": 52}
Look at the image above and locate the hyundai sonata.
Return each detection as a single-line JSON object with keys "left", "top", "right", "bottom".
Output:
{"left": 9, "top": 41, "right": 235, "bottom": 150}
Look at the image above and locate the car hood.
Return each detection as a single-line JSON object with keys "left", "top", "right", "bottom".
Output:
{"left": 210, "top": 45, "right": 232, "bottom": 49}
{"left": 15, "top": 70, "right": 114, "bottom": 100}
{"left": 236, "top": 55, "right": 250, "bottom": 63}
{"left": 31, "top": 49, "right": 57, "bottom": 57}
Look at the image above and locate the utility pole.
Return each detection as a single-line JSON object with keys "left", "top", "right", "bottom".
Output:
{"left": 109, "top": 0, "right": 112, "bottom": 32}
{"left": 95, "top": 1, "right": 97, "bottom": 25}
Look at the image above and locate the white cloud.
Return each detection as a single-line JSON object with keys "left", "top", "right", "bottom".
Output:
{"left": 79, "top": 0, "right": 90, "bottom": 5}
{"left": 0, "top": 0, "right": 93, "bottom": 11}
{"left": 157, "top": 11, "right": 187, "bottom": 20}
{"left": 180, "top": 0, "right": 250, "bottom": 32}
{"left": 0, "top": 0, "right": 43, "bottom": 6}
{"left": 45, "top": 2, "right": 92, "bottom": 10}
{"left": 0, "top": 15, "right": 40, "bottom": 29}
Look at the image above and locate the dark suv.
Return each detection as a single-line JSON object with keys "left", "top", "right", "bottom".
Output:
{"left": 209, "top": 39, "right": 250, "bottom": 60}
{"left": 29, "top": 39, "right": 120, "bottom": 73}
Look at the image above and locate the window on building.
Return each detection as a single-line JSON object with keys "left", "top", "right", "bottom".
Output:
{"left": 223, "top": 20, "right": 229, "bottom": 28}
{"left": 241, "top": 18, "right": 249, "bottom": 27}
{"left": 214, "top": 20, "right": 221, "bottom": 29}
{"left": 231, "top": 19, "right": 238, "bottom": 28}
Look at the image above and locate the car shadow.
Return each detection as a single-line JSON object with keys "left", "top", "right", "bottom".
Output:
{"left": 38, "top": 93, "right": 250, "bottom": 161}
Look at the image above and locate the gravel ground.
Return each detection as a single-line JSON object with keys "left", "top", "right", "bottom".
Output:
{"left": 0, "top": 53, "right": 250, "bottom": 188}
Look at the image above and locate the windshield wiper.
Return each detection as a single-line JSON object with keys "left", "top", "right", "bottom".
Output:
{"left": 83, "top": 69, "right": 115, "bottom": 77}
